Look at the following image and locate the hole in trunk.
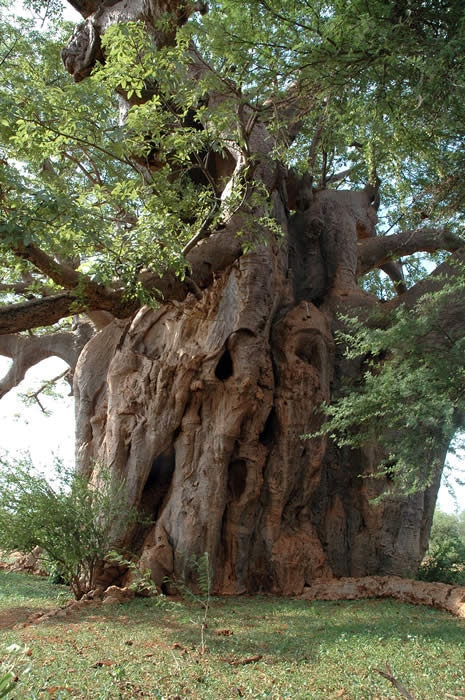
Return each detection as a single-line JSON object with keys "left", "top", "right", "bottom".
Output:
{"left": 227, "top": 459, "right": 247, "bottom": 501}
{"left": 259, "top": 408, "right": 276, "bottom": 446}
{"left": 215, "top": 348, "right": 233, "bottom": 381}
{"left": 295, "top": 337, "right": 322, "bottom": 372}
{"left": 140, "top": 446, "right": 176, "bottom": 520}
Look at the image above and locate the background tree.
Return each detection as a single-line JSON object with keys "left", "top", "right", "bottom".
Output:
{"left": 0, "top": 0, "right": 464, "bottom": 594}
{"left": 418, "top": 508, "right": 465, "bottom": 585}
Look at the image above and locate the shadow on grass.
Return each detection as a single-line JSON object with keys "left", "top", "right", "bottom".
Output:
{"left": 36, "top": 593, "right": 465, "bottom": 662}
{"left": 3, "top": 571, "right": 465, "bottom": 666}
{"left": 158, "top": 597, "right": 465, "bottom": 660}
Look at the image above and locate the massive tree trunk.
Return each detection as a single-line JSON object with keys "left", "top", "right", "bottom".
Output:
{"left": 74, "top": 182, "right": 442, "bottom": 595}
{"left": 3, "top": 0, "right": 459, "bottom": 597}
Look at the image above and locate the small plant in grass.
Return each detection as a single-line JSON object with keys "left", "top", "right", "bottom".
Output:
{"left": 108, "top": 551, "right": 169, "bottom": 603}
{"left": 0, "top": 453, "right": 142, "bottom": 599}
{"left": 109, "top": 550, "right": 213, "bottom": 653}
{"left": 0, "top": 672, "right": 14, "bottom": 699}
{"left": 173, "top": 552, "right": 212, "bottom": 654}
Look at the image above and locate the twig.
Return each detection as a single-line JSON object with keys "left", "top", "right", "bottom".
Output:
{"left": 374, "top": 662, "right": 417, "bottom": 700}
{"left": 230, "top": 654, "right": 263, "bottom": 666}
{"left": 23, "top": 369, "right": 70, "bottom": 412}
{"left": 181, "top": 200, "right": 220, "bottom": 257}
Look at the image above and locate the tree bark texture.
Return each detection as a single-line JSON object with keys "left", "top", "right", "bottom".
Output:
{"left": 74, "top": 185, "right": 441, "bottom": 595}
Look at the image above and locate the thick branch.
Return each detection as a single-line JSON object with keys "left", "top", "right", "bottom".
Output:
{"left": 0, "top": 326, "right": 93, "bottom": 399}
{"left": 358, "top": 227, "right": 464, "bottom": 275}
{"left": 140, "top": 218, "right": 244, "bottom": 297}
{"left": 11, "top": 240, "right": 82, "bottom": 288}
{"left": 379, "top": 261, "right": 407, "bottom": 295}
{"left": 0, "top": 292, "right": 136, "bottom": 335}
{"left": 66, "top": 0, "right": 100, "bottom": 19}
{"left": 0, "top": 236, "right": 138, "bottom": 333}
{"left": 385, "top": 249, "right": 465, "bottom": 312}
{"left": 0, "top": 216, "right": 246, "bottom": 334}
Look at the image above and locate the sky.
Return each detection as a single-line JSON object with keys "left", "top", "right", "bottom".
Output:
{"left": 0, "top": 357, "right": 75, "bottom": 471}
{"left": 2, "top": 0, "right": 464, "bottom": 515}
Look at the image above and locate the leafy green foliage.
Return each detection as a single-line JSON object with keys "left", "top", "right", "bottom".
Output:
{"left": 196, "top": 0, "right": 465, "bottom": 228}
{"left": 305, "top": 263, "right": 465, "bottom": 496}
{"left": 0, "top": 454, "right": 140, "bottom": 598}
{"left": 1, "top": 0, "right": 464, "bottom": 311}
{"left": 418, "top": 509, "right": 465, "bottom": 585}
{"left": 0, "top": 0, "right": 464, "bottom": 496}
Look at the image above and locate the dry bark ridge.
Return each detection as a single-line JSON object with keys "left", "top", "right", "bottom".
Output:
{"left": 1, "top": 0, "right": 464, "bottom": 595}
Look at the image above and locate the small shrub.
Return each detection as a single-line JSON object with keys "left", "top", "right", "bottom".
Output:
{"left": 0, "top": 454, "right": 142, "bottom": 599}
{"left": 46, "top": 560, "right": 69, "bottom": 586}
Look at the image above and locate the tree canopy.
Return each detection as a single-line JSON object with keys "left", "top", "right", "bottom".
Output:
{"left": 0, "top": 0, "right": 464, "bottom": 494}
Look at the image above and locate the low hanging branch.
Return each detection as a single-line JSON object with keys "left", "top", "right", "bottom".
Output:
{"left": 0, "top": 292, "right": 135, "bottom": 335}
{"left": 357, "top": 227, "right": 464, "bottom": 275}
{"left": 0, "top": 328, "right": 91, "bottom": 398}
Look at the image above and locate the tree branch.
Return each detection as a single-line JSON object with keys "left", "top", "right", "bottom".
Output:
{"left": 374, "top": 663, "right": 417, "bottom": 700}
{"left": 22, "top": 369, "right": 71, "bottom": 413}
{"left": 10, "top": 239, "right": 82, "bottom": 289}
{"left": 0, "top": 326, "right": 93, "bottom": 399}
{"left": 0, "top": 292, "right": 136, "bottom": 335}
{"left": 0, "top": 233, "right": 139, "bottom": 332}
{"left": 383, "top": 250, "right": 465, "bottom": 326}
{"left": 0, "top": 216, "right": 246, "bottom": 335}
{"left": 357, "top": 227, "right": 464, "bottom": 275}
{"left": 66, "top": 0, "right": 99, "bottom": 19}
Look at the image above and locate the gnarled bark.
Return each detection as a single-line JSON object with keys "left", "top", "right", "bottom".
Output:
{"left": 2, "top": 0, "right": 459, "bottom": 597}
{"left": 74, "top": 186, "right": 445, "bottom": 595}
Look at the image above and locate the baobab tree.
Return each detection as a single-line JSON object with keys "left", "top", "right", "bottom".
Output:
{"left": 0, "top": 0, "right": 464, "bottom": 593}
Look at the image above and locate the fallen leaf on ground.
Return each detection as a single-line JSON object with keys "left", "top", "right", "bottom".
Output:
{"left": 92, "top": 660, "right": 115, "bottom": 667}
{"left": 229, "top": 654, "right": 263, "bottom": 666}
{"left": 47, "top": 687, "right": 73, "bottom": 695}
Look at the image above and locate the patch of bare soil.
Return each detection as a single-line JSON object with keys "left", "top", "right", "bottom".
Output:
{"left": 0, "top": 606, "right": 47, "bottom": 629}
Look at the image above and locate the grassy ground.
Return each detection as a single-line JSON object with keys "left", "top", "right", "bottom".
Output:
{"left": 0, "top": 571, "right": 465, "bottom": 699}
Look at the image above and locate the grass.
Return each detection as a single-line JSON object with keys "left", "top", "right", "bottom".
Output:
{"left": 0, "top": 571, "right": 465, "bottom": 698}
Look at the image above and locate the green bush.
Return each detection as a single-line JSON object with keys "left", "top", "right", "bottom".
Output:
{"left": 418, "top": 509, "right": 465, "bottom": 585}
{"left": 0, "top": 454, "right": 140, "bottom": 599}
{"left": 46, "top": 560, "right": 69, "bottom": 586}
